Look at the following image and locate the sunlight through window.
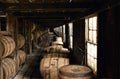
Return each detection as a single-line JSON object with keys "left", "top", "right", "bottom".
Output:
{"left": 86, "top": 15, "right": 97, "bottom": 73}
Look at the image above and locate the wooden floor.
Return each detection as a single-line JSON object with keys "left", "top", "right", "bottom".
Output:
{"left": 13, "top": 56, "right": 43, "bottom": 79}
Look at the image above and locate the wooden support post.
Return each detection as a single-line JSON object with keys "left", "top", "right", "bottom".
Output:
{"left": 65, "top": 24, "right": 69, "bottom": 48}
{"left": 29, "top": 22, "right": 32, "bottom": 55}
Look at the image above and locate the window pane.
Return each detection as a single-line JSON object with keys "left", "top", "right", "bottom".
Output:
{"left": 63, "top": 25, "right": 66, "bottom": 42}
{"left": 87, "top": 55, "right": 97, "bottom": 73}
{"left": 93, "top": 45, "right": 97, "bottom": 58}
{"left": 92, "top": 16, "right": 97, "bottom": 30}
{"left": 87, "top": 43, "right": 91, "bottom": 54}
{"left": 93, "top": 31, "right": 97, "bottom": 44}
{"left": 68, "top": 22, "right": 73, "bottom": 49}
{"left": 91, "top": 44, "right": 94, "bottom": 57}
{"left": 87, "top": 43, "right": 97, "bottom": 58}
{"left": 69, "top": 36, "right": 73, "bottom": 48}
{"left": 87, "top": 54, "right": 91, "bottom": 67}
{"left": 89, "top": 30, "right": 93, "bottom": 42}
{"left": 54, "top": 26, "right": 62, "bottom": 36}
{"left": 89, "top": 18, "right": 93, "bottom": 29}
{"left": 69, "top": 23, "right": 73, "bottom": 36}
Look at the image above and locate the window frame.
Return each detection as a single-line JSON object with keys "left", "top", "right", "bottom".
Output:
{"left": 85, "top": 14, "right": 98, "bottom": 74}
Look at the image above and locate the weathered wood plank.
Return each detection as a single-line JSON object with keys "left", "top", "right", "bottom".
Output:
{"left": 14, "top": 64, "right": 29, "bottom": 79}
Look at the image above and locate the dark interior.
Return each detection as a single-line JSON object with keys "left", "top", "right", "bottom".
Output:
{"left": 0, "top": 0, "right": 120, "bottom": 79}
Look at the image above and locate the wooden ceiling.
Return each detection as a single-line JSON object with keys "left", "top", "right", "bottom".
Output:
{"left": 0, "top": 0, "right": 113, "bottom": 27}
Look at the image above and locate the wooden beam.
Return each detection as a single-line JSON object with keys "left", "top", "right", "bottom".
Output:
{"left": 13, "top": 12, "right": 83, "bottom": 17}
{"left": 17, "top": 0, "right": 29, "bottom": 3}
{"left": 0, "top": 1, "right": 108, "bottom": 7}
{"left": 4, "top": 8, "right": 87, "bottom": 13}
{"left": 0, "top": 2, "right": 106, "bottom": 11}
{"left": 14, "top": 12, "right": 84, "bottom": 21}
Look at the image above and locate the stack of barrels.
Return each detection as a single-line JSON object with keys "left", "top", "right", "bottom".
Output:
{"left": 40, "top": 37, "right": 70, "bottom": 79}
{"left": 0, "top": 34, "right": 27, "bottom": 79}
{"left": 31, "top": 23, "right": 41, "bottom": 41}
{"left": 17, "top": 34, "right": 25, "bottom": 49}
{"left": 15, "top": 34, "right": 27, "bottom": 66}
{"left": 0, "top": 35, "right": 17, "bottom": 79}
{"left": 1, "top": 58, "right": 17, "bottom": 79}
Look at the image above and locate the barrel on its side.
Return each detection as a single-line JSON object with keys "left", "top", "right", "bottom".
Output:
{"left": 0, "top": 41, "right": 4, "bottom": 57}
{"left": 31, "top": 33, "right": 34, "bottom": 41}
{"left": 17, "top": 34, "right": 25, "bottom": 49}
{"left": 1, "top": 58, "right": 17, "bottom": 79}
{"left": 59, "top": 65, "right": 92, "bottom": 79}
{"left": 0, "top": 64, "right": 3, "bottom": 79}
{"left": 0, "top": 36, "right": 15, "bottom": 58}
{"left": 34, "top": 31, "right": 41, "bottom": 40}
{"left": 31, "top": 23, "right": 36, "bottom": 32}
{"left": 15, "top": 50, "right": 27, "bottom": 66}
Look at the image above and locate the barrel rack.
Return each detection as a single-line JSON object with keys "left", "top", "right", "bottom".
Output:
{"left": 0, "top": 32, "right": 18, "bottom": 79}
{"left": 0, "top": 17, "right": 27, "bottom": 79}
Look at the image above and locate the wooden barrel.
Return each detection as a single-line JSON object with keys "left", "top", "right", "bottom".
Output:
{"left": 0, "top": 41, "right": 5, "bottom": 57}
{"left": 43, "top": 53, "right": 68, "bottom": 58}
{"left": 1, "top": 58, "right": 17, "bottom": 79}
{"left": 40, "top": 57, "right": 69, "bottom": 77}
{"left": 2, "top": 62, "right": 9, "bottom": 79}
{"left": 31, "top": 33, "right": 34, "bottom": 41}
{"left": 17, "top": 34, "right": 25, "bottom": 49}
{"left": 7, "top": 58, "right": 17, "bottom": 76}
{"left": 0, "top": 64, "right": 4, "bottom": 79}
{"left": 46, "top": 45, "right": 63, "bottom": 53}
{"left": 46, "top": 45, "right": 69, "bottom": 53}
{"left": 3, "top": 59, "right": 12, "bottom": 78}
{"left": 16, "top": 50, "right": 27, "bottom": 65}
{"left": 0, "top": 36, "right": 15, "bottom": 58}
{"left": 59, "top": 65, "right": 92, "bottom": 79}
{"left": 34, "top": 31, "right": 41, "bottom": 39}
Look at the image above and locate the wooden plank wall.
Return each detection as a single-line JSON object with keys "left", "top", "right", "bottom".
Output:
{"left": 98, "top": 4, "right": 120, "bottom": 79}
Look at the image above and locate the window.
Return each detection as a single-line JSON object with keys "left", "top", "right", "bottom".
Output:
{"left": 62, "top": 25, "right": 66, "bottom": 43}
{"left": 68, "top": 22, "right": 73, "bottom": 49}
{"left": 54, "top": 26, "right": 62, "bottom": 36}
{"left": 85, "top": 15, "right": 97, "bottom": 73}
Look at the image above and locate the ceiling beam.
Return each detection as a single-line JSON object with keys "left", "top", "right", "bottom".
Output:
{"left": 0, "top": 2, "right": 105, "bottom": 10}
{"left": 23, "top": 18, "right": 71, "bottom": 27}
{"left": 14, "top": 11, "right": 84, "bottom": 18}
{"left": 17, "top": 0, "right": 30, "bottom": 3}
{"left": 23, "top": 18, "right": 71, "bottom": 22}
{"left": 3, "top": 8, "right": 87, "bottom": 13}
{"left": 34, "top": 21, "right": 67, "bottom": 27}
{"left": 3, "top": 2, "right": 102, "bottom": 8}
